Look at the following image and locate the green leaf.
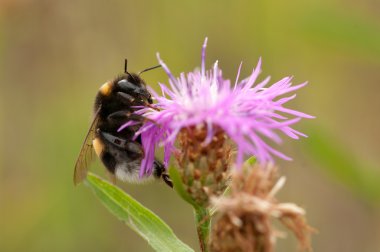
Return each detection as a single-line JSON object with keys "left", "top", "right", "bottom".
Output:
{"left": 302, "top": 124, "right": 380, "bottom": 204}
{"left": 85, "top": 173, "right": 194, "bottom": 252}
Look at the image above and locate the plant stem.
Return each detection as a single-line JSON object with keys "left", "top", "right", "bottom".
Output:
{"left": 194, "top": 207, "right": 210, "bottom": 252}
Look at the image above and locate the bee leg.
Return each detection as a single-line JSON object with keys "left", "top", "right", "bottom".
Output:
{"left": 108, "top": 110, "right": 133, "bottom": 123}
{"left": 162, "top": 173, "right": 173, "bottom": 188}
{"left": 116, "top": 80, "right": 151, "bottom": 102}
{"left": 109, "top": 111, "right": 159, "bottom": 132}
{"left": 125, "top": 113, "right": 159, "bottom": 127}
{"left": 107, "top": 110, "right": 146, "bottom": 128}
{"left": 117, "top": 92, "right": 135, "bottom": 104}
{"left": 107, "top": 111, "right": 145, "bottom": 125}
{"left": 153, "top": 160, "right": 173, "bottom": 188}
{"left": 124, "top": 141, "right": 144, "bottom": 159}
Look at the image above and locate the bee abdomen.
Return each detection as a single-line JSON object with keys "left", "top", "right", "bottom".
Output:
{"left": 101, "top": 152, "right": 117, "bottom": 174}
{"left": 93, "top": 137, "right": 117, "bottom": 174}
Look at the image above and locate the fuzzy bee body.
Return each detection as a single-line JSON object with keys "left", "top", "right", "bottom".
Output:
{"left": 74, "top": 70, "right": 171, "bottom": 187}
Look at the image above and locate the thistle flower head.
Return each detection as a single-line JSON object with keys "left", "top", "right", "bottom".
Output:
{"left": 120, "top": 38, "right": 314, "bottom": 177}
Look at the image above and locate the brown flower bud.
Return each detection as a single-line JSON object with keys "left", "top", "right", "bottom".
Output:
{"left": 210, "top": 164, "right": 315, "bottom": 252}
{"left": 176, "top": 124, "right": 232, "bottom": 207}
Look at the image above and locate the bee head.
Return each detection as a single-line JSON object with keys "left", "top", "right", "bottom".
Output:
{"left": 115, "top": 73, "right": 153, "bottom": 104}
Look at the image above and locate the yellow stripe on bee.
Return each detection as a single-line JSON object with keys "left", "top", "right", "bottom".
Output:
{"left": 93, "top": 137, "right": 104, "bottom": 157}
{"left": 99, "top": 81, "right": 112, "bottom": 96}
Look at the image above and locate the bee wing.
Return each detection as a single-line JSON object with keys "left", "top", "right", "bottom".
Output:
{"left": 73, "top": 109, "right": 100, "bottom": 185}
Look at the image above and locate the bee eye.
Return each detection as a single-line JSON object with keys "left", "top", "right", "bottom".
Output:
{"left": 117, "top": 79, "right": 137, "bottom": 92}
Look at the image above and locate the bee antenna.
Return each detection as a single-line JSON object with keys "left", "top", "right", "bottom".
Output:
{"left": 124, "top": 59, "right": 129, "bottom": 74}
{"left": 138, "top": 64, "right": 162, "bottom": 76}
{"left": 124, "top": 58, "right": 138, "bottom": 82}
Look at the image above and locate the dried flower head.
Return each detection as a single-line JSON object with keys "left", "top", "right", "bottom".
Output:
{"left": 209, "top": 164, "right": 315, "bottom": 252}
{"left": 121, "top": 38, "right": 314, "bottom": 178}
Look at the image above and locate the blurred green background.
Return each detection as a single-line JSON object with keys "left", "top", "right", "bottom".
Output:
{"left": 1, "top": 0, "right": 379, "bottom": 251}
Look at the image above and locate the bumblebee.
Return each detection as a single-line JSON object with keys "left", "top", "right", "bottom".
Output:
{"left": 74, "top": 61, "right": 172, "bottom": 187}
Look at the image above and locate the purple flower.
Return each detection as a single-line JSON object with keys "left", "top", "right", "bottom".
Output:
{"left": 120, "top": 38, "right": 314, "bottom": 177}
